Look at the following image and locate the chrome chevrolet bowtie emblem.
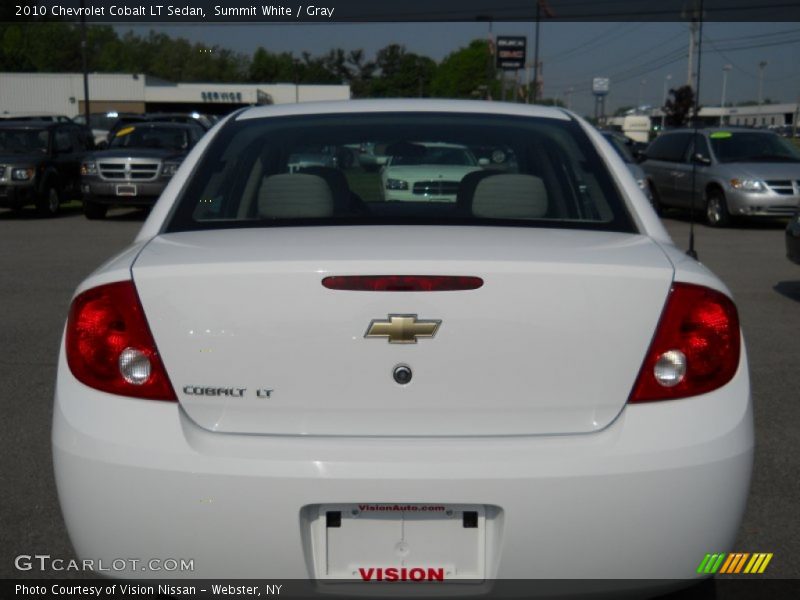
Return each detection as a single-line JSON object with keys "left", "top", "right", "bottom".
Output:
{"left": 365, "top": 314, "right": 441, "bottom": 344}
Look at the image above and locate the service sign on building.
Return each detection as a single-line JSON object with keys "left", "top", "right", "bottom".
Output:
{"left": 496, "top": 36, "right": 527, "bottom": 70}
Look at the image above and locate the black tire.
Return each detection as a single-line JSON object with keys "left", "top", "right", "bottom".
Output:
{"left": 83, "top": 199, "right": 108, "bottom": 220}
{"left": 705, "top": 189, "right": 731, "bottom": 228}
{"left": 36, "top": 185, "right": 60, "bottom": 218}
{"left": 648, "top": 181, "right": 663, "bottom": 216}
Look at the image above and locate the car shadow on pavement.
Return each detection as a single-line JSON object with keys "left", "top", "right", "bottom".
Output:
{"left": 774, "top": 281, "right": 800, "bottom": 303}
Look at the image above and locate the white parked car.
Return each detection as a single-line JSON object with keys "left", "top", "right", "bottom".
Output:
{"left": 381, "top": 142, "right": 483, "bottom": 202}
{"left": 53, "top": 100, "right": 752, "bottom": 593}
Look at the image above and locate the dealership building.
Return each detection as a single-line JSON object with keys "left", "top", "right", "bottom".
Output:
{"left": 0, "top": 72, "right": 351, "bottom": 118}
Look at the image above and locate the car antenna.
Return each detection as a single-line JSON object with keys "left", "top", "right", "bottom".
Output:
{"left": 686, "top": 0, "right": 704, "bottom": 260}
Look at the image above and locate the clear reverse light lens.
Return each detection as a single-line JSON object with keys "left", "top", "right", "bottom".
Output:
{"left": 119, "top": 347, "right": 152, "bottom": 385}
{"left": 654, "top": 350, "right": 687, "bottom": 387}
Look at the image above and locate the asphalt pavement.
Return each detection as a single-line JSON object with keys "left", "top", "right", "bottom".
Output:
{"left": 0, "top": 206, "right": 797, "bottom": 585}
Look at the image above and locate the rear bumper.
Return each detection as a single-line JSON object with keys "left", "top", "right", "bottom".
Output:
{"left": 52, "top": 346, "right": 753, "bottom": 583}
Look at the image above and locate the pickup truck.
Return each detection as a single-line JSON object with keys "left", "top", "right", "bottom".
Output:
{"left": 80, "top": 121, "right": 204, "bottom": 219}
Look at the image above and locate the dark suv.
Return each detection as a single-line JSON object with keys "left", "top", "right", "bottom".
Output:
{"left": 0, "top": 121, "right": 92, "bottom": 216}
{"left": 80, "top": 121, "right": 204, "bottom": 219}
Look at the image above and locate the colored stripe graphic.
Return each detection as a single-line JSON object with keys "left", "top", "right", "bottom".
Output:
{"left": 719, "top": 554, "right": 736, "bottom": 574}
{"left": 697, "top": 554, "right": 728, "bottom": 574}
{"left": 708, "top": 552, "right": 774, "bottom": 575}
{"left": 757, "top": 554, "right": 773, "bottom": 574}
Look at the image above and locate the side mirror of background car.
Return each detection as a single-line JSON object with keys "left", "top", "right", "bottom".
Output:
{"left": 694, "top": 153, "right": 712, "bottom": 166}
{"left": 478, "top": 158, "right": 491, "bottom": 167}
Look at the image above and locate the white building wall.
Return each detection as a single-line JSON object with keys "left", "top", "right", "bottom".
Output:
{"left": 2, "top": 73, "right": 350, "bottom": 116}
{"left": 0, "top": 73, "right": 146, "bottom": 117}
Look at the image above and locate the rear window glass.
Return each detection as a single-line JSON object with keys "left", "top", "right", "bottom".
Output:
{"left": 166, "top": 112, "right": 635, "bottom": 233}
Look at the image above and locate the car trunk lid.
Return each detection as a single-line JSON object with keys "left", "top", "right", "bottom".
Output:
{"left": 132, "top": 226, "right": 674, "bottom": 436}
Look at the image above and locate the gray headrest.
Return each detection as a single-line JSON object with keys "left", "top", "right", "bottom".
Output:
{"left": 258, "top": 173, "right": 334, "bottom": 218}
{"left": 471, "top": 174, "right": 548, "bottom": 219}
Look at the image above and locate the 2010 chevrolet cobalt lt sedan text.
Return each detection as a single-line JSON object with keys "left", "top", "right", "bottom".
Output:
{"left": 53, "top": 100, "right": 753, "bottom": 595}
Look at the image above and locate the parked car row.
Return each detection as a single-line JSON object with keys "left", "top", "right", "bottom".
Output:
{"left": 0, "top": 114, "right": 210, "bottom": 218}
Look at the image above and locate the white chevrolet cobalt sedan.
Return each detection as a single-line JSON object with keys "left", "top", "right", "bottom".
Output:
{"left": 53, "top": 100, "right": 753, "bottom": 593}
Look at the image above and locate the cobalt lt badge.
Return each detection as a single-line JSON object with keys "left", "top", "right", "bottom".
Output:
{"left": 365, "top": 315, "right": 441, "bottom": 344}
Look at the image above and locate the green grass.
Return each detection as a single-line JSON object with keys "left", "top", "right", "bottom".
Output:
{"left": 344, "top": 169, "right": 384, "bottom": 202}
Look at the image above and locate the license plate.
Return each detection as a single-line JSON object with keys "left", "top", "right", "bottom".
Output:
{"left": 315, "top": 503, "right": 485, "bottom": 580}
{"left": 116, "top": 184, "right": 137, "bottom": 196}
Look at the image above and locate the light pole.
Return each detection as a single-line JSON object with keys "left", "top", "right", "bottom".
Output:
{"left": 661, "top": 74, "right": 672, "bottom": 130}
{"left": 757, "top": 60, "right": 768, "bottom": 118}
{"left": 720, "top": 64, "right": 732, "bottom": 126}
{"left": 638, "top": 79, "right": 647, "bottom": 109}
{"left": 564, "top": 86, "right": 574, "bottom": 110}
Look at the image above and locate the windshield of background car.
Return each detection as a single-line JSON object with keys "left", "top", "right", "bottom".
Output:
{"left": 390, "top": 145, "right": 477, "bottom": 167}
{"left": 166, "top": 112, "right": 635, "bottom": 233}
{"left": 0, "top": 128, "right": 48, "bottom": 153}
{"left": 109, "top": 125, "right": 190, "bottom": 151}
{"left": 710, "top": 132, "right": 800, "bottom": 163}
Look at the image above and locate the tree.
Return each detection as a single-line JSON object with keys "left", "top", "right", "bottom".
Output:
{"left": 663, "top": 85, "right": 696, "bottom": 128}
{"left": 429, "top": 39, "right": 499, "bottom": 99}
{"left": 367, "top": 44, "right": 436, "bottom": 97}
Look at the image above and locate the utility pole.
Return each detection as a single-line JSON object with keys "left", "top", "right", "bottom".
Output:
{"left": 532, "top": 3, "right": 541, "bottom": 103}
{"left": 565, "top": 87, "right": 573, "bottom": 110}
{"left": 757, "top": 60, "right": 768, "bottom": 110}
{"left": 661, "top": 74, "right": 672, "bottom": 130}
{"left": 687, "top": 20, "right": 697, "bottom": 86}
{"left": 683, "top": 0, "right": 702, "bottom": 87}
{"left": 80, "top": 0, "right": 90, "bottom": 126}
{"left": 720, "top": 64, "right": 732, "bottom": 126}
{"left": 638, "top": 79, "right": 647, "bottom": 109}
{"left": 531, "top": 1, "right": 554, "bottom": 103}
{"left": 486, "top": 20, "right": 494, "bottom": 101}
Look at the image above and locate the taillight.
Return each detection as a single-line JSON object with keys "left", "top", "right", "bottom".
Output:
{"left": 65, "top": 281, "right": 176, "bottom": 401}
{"left": 322, "top": 275, "right": 483, "bottom": 292}
{"left": 629, "top": 283, "right": 740, "bottom": 403}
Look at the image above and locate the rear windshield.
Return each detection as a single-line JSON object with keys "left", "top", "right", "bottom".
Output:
{"left": 166, "top": 112, "right": 635, "bottom": 233}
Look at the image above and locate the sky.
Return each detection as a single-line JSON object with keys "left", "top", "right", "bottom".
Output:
{"left": 119, "top": 21, "right": 800, "bottom": 116}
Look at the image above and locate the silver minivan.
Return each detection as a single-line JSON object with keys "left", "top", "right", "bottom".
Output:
{"left": 642, "top": 128, "right": 800, "bottom": 226}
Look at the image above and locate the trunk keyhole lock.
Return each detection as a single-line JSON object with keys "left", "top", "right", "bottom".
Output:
{"left": 393, "top": 365, "right": 412, "bottom": 385}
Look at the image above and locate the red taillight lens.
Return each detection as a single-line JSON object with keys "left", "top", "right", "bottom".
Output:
{"left": 66, "top": 281, "right": 176, "bottom": 401}
{"left": 629, "top": 282, "right": 740, "bottom": 403}
{"left": 322, "top": 275, "right": 484, "bottom": 292}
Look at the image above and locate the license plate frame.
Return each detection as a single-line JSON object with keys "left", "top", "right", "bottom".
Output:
{"left": 116, "top": 184, "right": 137, "bottom": 196}
{"left": 314, "top": 503, "right": 486, "bottom": 581}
